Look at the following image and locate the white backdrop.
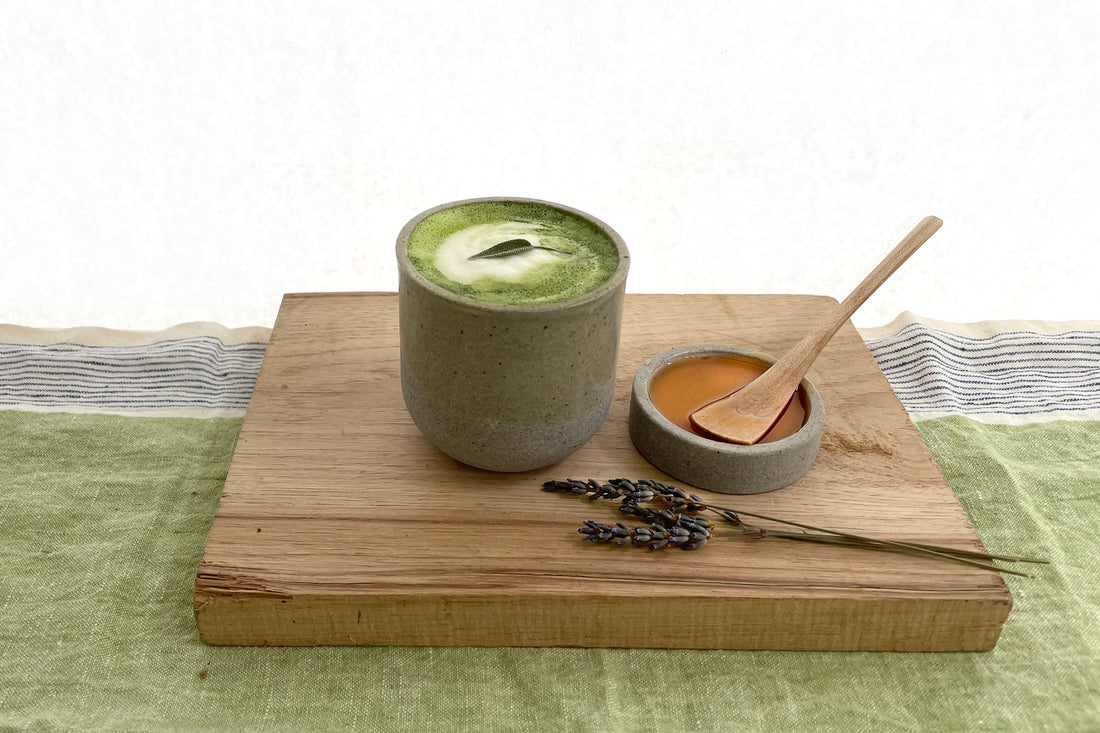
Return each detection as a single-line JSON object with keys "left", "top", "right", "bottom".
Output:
{"left": 2, "top": 1, "right": 1097, "bottom": 330}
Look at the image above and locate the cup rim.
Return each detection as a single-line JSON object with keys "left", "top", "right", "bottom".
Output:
{"left": 396, "top": 196, "right": 630, "bottom": 313}
{"left": 631, "top": 344, "right": 825, "bottom": 456}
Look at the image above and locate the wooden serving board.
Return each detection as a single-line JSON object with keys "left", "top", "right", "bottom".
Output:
{"left": 194, "top": 293, "right": 1012, "bottom": 651}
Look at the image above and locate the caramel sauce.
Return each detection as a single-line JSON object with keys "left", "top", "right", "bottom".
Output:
{"left": 648, "top": 355, "right": 807, "bottom": 444}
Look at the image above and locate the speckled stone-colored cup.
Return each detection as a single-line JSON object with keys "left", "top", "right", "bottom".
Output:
{"left": 397, "top": 198, "right": 630, "bottom": 472}
{"left": 629, "top": 344, "right": 825, "bottom": 493}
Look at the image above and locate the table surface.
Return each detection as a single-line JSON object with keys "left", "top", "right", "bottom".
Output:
{"left": 2, "top": 310, "right": 1097, "bottom": 731}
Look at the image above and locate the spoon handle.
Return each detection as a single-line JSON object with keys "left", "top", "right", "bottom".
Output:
{"left": 768, "top": 216, "right": 943, "bottom": 392}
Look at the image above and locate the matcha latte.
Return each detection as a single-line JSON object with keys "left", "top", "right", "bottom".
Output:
{"left": 397, "top": 197, "right": 629, "bottom": 472}
{"left": 404, "top": 200, "right": 621, "bottom": 306}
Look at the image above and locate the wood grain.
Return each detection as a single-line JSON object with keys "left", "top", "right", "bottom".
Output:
{"left": 193, "top": 293, "right": 1012, "bottom": 650}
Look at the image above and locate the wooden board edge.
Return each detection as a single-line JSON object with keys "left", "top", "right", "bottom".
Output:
{"left": 194, "top": 585, "right": 1013, "bottom": 652}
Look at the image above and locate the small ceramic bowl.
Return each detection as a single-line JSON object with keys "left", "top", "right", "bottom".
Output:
{"left": 629, "top": 344, "right": 825, "bottom": 494}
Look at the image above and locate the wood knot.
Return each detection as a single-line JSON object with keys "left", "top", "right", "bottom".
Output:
{"left": 819, "top": 424, "right": 897, "bottom": 459}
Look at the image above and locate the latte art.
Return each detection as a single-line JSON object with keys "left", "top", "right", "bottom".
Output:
{"left": 404, "top": 200, "right": 621, "bottom": 306}
{"left": 434, "top": 222, "right": 566, "bottom": 286}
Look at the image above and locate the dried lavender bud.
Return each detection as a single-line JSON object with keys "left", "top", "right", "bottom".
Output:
{"left": 578, "top": 520, "right": 615, "bottom": 543}
{"left": 588, "top": 483, "right": 623, "bottom": 501}
{"left": 637, "top": 479, "right": 678, "bottom": 496}
{"left": 607, "top": 478, "right": 656, "bottom": 503}
{"left": 636, "top": 480, "right": 708, "bottom": 511}
{"left": 680, "top": 515, "right": 713, "bottom": 530}
{"left": 719, "top": 509, "right": 742, "bottom": 526}
{"left": 576, "top": 520, "right": 702, "bottom": 550}
{"left": 541, "top": 479, "right": 589, "bottom": 495}
{"left": 624, "top": 487, "right": 656, "bottom": 503}
{"left": 671, "top": 517, "right": 710, "bottom": 549}
{"left": 545, "top": 478, "right": 633, "bottom": 502}
{"left": 651, "top": 508, "right": 680, "bottom": 525}
{"left": 675, "top": 494, "right": 709, "bottom": 512}
{"left": 610, "top": 522, "right": 633, "bottom": 545}
{"left": 601, "top": 521, "right": 700, "bottom": 550}
{"left": 619, "top": 504, "right": 668, "bottom": 527}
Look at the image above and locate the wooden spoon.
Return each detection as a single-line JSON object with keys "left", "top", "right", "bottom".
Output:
{"left": 689, "top": 216, "right": 943, "bottom": 444}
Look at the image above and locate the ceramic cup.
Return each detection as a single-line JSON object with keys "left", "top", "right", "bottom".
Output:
{"left": 397, "top": 197, "right": 630, "bottom": 472}
{"left": 629, "top": 344, "right": 825, "bottom": 493}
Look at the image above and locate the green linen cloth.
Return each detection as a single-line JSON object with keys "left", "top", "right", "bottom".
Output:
{"left": 1, "top": 317, "right": 1099, "bottom": 731}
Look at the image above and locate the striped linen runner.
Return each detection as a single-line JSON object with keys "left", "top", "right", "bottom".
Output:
{"left": 0, "top": 323, "right": 271, "bottom": 418}
{"left": 860, "top": 312, "right": 1100, "bottom": 424}
{"left": 3, "top": 314, "right": 1096, "bottom": 423}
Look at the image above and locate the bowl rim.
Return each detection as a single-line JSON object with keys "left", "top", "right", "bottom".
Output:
{"left": 631, "top": 343, "right": 825, "bottom": 455}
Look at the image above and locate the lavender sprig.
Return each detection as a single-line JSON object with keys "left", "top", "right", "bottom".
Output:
{"left": 546, "top": 479, "right": 711, "bottom": 551}
{"left": 579, "top": 518, "right": 709, "bottom": 551}
{"left": 543, "top": 478, "right": 1047, "bottom": 576}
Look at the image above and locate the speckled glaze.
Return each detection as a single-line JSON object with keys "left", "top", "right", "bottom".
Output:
{"left": 398, "top": 197, "right": 630, "bottom": 472}
{"left": 629, "top": 345, "right": 825, "bottom": 494}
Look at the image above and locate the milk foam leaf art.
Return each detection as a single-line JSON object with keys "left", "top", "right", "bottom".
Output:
{"left": 467, "top": 238, "right": 571, "bottom": 260}
{"left": 406, "top": 199, "right": 623, "bottom": 306}
{"left": 542, "top": 478, "right": 1049, "bottom": 576}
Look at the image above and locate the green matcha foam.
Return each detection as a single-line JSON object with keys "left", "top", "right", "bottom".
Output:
{"left": 405, "top": 200, "right": 620, "bottom": 306}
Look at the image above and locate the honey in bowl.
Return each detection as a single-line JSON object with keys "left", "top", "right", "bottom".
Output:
{"left": 647, "top": 355, "right": 807, "bottom": 443}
